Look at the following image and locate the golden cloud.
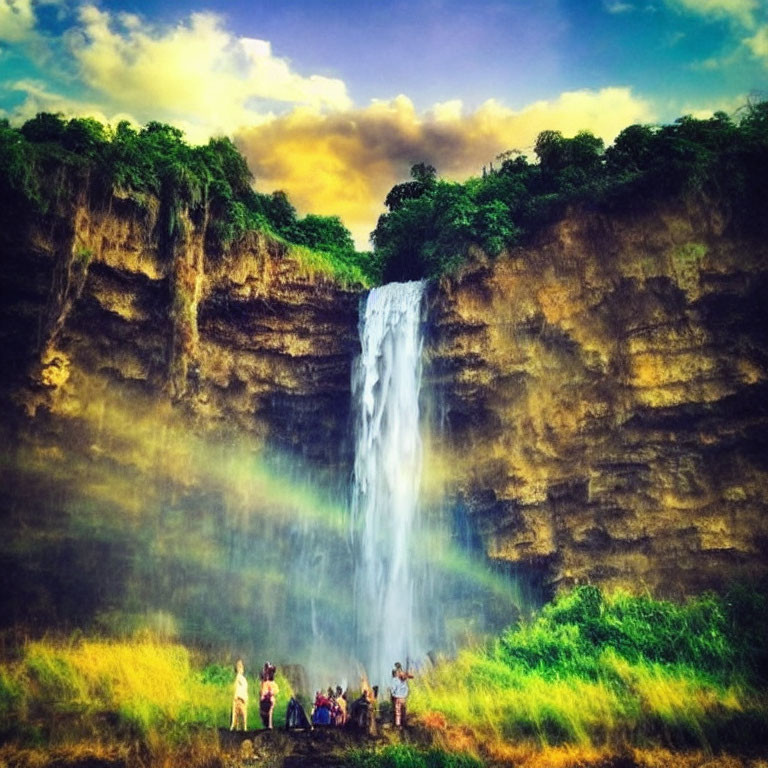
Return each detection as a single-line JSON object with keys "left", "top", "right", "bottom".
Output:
{"left": 0, "top": 0, "right": 35, "bottom": 43}
{"left": 666, "top": 0, "right": 759, "bottom": 27}
{"left": 236, "top": 88, "right": 656, "bottom": 248}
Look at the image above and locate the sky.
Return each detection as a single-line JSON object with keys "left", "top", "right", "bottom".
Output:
{"left": 1, "top": 0, "right": 766, "bottom": 247}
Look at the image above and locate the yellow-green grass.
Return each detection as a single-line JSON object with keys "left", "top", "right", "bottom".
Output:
{"left": 285, "top": 242, "right": 372, "bottom": 288}
{"left": 408, "top": 586, "right": 768, "bottom": 752}
{"left": 409, "top": 648, "right": 757, "bottom": 748}
{"left": 253, "top": 223, "right": 372, "bottom": 288}
{"left": 0, "top": 637, "right": 293, "bottom": 746}
{"left": 346, "top": 742, "right": 768, "bottom": 768}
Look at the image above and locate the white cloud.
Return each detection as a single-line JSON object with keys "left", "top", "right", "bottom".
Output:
{"left": 665, "top": 0, "right": 768, "bottom": 70}
{"left": 46, "top": 5, "right": 352, "bottom": 141}
{"left": 604, "top": 2, "right": 636, "bottom": 13}
{"left": 0, "top": 0, "right": 35, "bottom": 43}
{"left": 677, "top": 92, "right": 749, "bottom": 117}
{"left": 429, "top": 100, "right": 465, "bottom": 123}
{"left": 6, "top": 78, "right": 138, "bottom": 125}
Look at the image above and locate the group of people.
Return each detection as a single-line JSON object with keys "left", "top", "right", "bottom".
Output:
{"left": 230, "top": 660, "right": 279, "bottom": 731}
{"left": 310, "top": 685, "right": 347, "bottom": 726}
{"left": 229, "top": 660, "right": 414, "bottom": 732}
{"left": 346, "top": 663, "right": 414, "bottom": 734}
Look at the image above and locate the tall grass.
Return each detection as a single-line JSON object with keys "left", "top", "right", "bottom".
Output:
{"left": 285, "top": 242, "right": 371, "bottom": 288}
{"left": 409, "top": 586, "right": 768, "bottom": 751}
{"left": 0, "top": 637, "right": 293, "bottom": 746}
{"left": 2, "top": 587, "right": 766, "bottom": 761}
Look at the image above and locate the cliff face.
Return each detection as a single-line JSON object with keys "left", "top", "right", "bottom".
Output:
{"left": 425, "top": 197, "right": 768, "bottom": 594}
{"left": 0, "top": 189, "right": 361, "bottom": 468}
{"left": 2, "top": 188, "right": 767, "bottom": 612}
{"left": 0, "top": 187, "right": 363, "bottom": 643}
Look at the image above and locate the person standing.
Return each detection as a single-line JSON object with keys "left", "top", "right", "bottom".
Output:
{"left": 391, "top": 662, "right": 413, "bottom": 728}
{"left": 259, "top": 662, "right": 279, "bottom": 729}
{"left": 230, "top": 659, "right": 248, "bottom": 731}
{"left": 335, "top": 685, "right": 347, "bottom": 725}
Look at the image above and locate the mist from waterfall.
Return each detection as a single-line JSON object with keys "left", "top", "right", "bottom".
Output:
{"left": 351, "top": 280, "right": 426, "bottom": 686}
{"left": 1, "top": 279, "right": 529, "bottom": 698}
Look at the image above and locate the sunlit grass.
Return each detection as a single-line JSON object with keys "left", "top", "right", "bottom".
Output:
{"left": 0, "top": 637, "right": 293, "bottom": 745}
{"left": 286, "top": 242, "right": 372, "bottom": 288}
{"left": 411, "top": 649, "right": 750, "bottom": 747}
{"left": 408, "top": 586, "right": 768, "bottom": 752}
{"left": 1, "top": 586, "right": 767, "bottom": 765}
{"left": 346, "top": 744, "right": 484, "bottom": 768}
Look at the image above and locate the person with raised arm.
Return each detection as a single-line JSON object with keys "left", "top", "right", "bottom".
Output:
{"left": 391, "top": 661, "right": 414, "bottom": 728}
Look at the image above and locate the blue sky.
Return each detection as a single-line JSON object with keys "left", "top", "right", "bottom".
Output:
{"left": 1, "top": 0, "right": 766, "bottom": 244}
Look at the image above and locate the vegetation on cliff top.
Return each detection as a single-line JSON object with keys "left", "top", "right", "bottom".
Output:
{"left": 2, "top": 101, "right": 767, "bottom": 287}
{"left": 373, "top": 100, "right": 768, "bottom": 282}
{"left": 0, "top": 114, "right": 374, "bottom": 286}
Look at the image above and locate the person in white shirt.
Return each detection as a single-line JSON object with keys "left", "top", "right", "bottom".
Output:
{"left": 390, "top": 662, "right": 413, "bottom": 727}
{"left": 230, "top": 659, "right": 248, "bottom": 730}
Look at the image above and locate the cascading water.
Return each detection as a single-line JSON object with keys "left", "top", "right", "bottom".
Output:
{"left": 351, "top": 280, "right": 426, "bottom": 686}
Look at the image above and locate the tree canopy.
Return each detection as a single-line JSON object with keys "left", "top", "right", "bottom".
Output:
{"left": 3, "top": 104, "right": 768, "bottom": 287}
{"left": 0, "top": 114, "right": 376, "bottom": 284}
{"left": 372, "top": 100, "right": 768, "bottom": 282}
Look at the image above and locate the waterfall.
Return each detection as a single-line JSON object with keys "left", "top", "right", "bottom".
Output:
{"left": 351, "top": 280, "right": 425, "bottom": 686}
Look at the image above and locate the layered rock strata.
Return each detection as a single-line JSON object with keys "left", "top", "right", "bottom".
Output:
{"left": 0, "top": 187, "right": 361, "bottom": 640}
{"left": 2, "top": 188, "right": 767, "bottom": 602}
{"left": 425, "top": 197, "right": 768, "bottom": 594}
{"left": 0, "top": 191, "right": 361, "bottom": 468}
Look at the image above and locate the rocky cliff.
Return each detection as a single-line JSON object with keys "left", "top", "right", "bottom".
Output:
{"left": 0, "top": 185, "right": 363, "bottom": 641}
{"left": 2, "top": 188, "right": 767, "bottom": 618}
{"left": 425, "top": 196, "right": 768, "bottom": 594}
{"left": 0, "top": 187, "right": 361, "bottom": 467}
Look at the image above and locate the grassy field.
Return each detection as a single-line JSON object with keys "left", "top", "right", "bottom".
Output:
{"left": 285, "top": 241, "right": 372, "bottom": 288}
{"left": 0, "top": 637, "right": 293, "bottom": 747}
{"left": 408, "top": 586, "right": 768, "bottom": 755}
{"left": 1, "top": 586, "right": 766, "bottom": 767}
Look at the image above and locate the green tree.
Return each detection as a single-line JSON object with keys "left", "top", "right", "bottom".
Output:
{"left": 410, "top": 162, "right": 437, "bottom": 185}
{"left": 20, "top": 113, "right": 66, "bottom": 143}
{"left": 293, "top": 214, "right": 355, "bottom": 254}
{"left": 534, "top": 130, "right": 568, "bottom": 174}
{"left": 62, "top": 117, "right": 108, "bottom": 156}
{"left": 261, "top": 190, "right": 297, "bottom": 236}
{"left": 384, "top": 163, "right": 438, "bottom": 212}
{"left": 605, "top": 124, "right": 656, "bottom": 174}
